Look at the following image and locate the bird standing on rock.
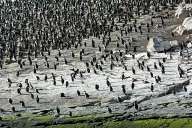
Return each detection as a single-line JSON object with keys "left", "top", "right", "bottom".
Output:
{"left": 106, "top": 77, "right": 111, "bottom": 87}
{"left": 11, "top": 107, "right": 16, "bottom": 112}
{"left": 134, "top": 101, "right": 139, "bottom": 110}
{"left": 20, "top": 101, "right": 25, "bottom": 107}
{"left": 61, "top": 76, "right": 64, "bottom": 85}
{"left": 56, "top": 106, "right": 60, "bottom": 115}
{"left": 108, "top": 107, "right": 112, "bottom": 114}
{"left": 36, "top": 95, "right": 40, "bottom": 103}
{"left": 84, "top": 91, "right": 89, "bottom": 98}
{"left": 132, "top": 67, "right": 135, "bottom": 74}
{"left": 109, "top": 86, "right": 113, "bottom": 92}
{"left": 131, "top": 82, "right": 135, "bottom": 90}
{"left": 121, "top": 72, "right": 125, "bottom": 80}
{"left": 151, "top": 83, "right": 154, "bottom": 92}
{"left": 77, "top": 90, "right": 81, "bottom": 96}
{"left": 95, "top": 84, "right": 99, "bottom": 90}
{"left": 122, "top": 85, "right": 126, "bottom": 94}
{"left": 8, "top": 98, "right": 13, "bottom": 104}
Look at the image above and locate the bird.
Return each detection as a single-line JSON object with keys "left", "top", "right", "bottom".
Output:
{"left": 61, "top": 76, "right": 64, "bottom": 85}
{"left": 66, "top": 81, "right": 69, "bottom": 87}
{"left": 163, "top": 58, "right": 166, "bottom": 63}
{"left": 64, "top": 58, "right": 68, "bottom": 65}
{"left": 91, "top": 61, "right": 94, "bottom": 66}
{"left": 118, "top": 97, "right": 123, "bottom": 103}
{"left": 98, "top": 45, "right": 101, "bottom": 52}
{"left": 132, "top": 67, "right": 135, "bottom": 74}
{"left": 53, "top": 79, "right": 56, "bottom": 85}
{"left": 16, "top": 71, "right": 20, "bottom": 77}
{"left": 122, "top": 85, "right": 126, "bottom": 94}
{"left": 36, "top": 89, "right": 40, "bottom": 94}
{"left": 93, "top": 68, "right": 97, "bottom": 74}
{"left": 85, "top": 62, "right": 89, "bottom": 67}
{"left": 52, "top": 73, "right": 55, "bottom": 79}
{"left": 157, "top": 76, "right": 161, "bottom": 82}
{"left": 31, "top": 93, "right": 34, "bottom": 99}
{"left": 154, "top": 62, "right": 157, "bottom": 69}
{"left": 151, "top": 84, "right": 154, "bottom": 92}
{"left": 7, "top": 78, "right": 12, "bottom": 83}
{"left": 8, "top": 98, "right": 13, "bottom": 104}
{"left": 155, "top": 76, "right": 159, "bottom": 83}
{"left": 26, "top": 86, "right": 29, "bottom": 93}
{"left": 131, "top": 82, "right": 135, "bottom": 90}
{"left": 99, "top": 65, "right": 103, "bottom": 71}
{"left": 108, "top": 107, "right": 112, "bottom": 114}
{"left": 80, "top": 72, "right": 83, "bottom": 78}
{"left": 58, "top": 50, "right": 61, "bottom": 57}
{"left": 54, "top": 63, "right": 57, "bottom": 70}
{"left": 25, "top": 79, "right": 29, "bottom": 84}
{"left": 36, "top": 95, "right": 40, "bottom": 103}
{"left": 46, "top": 62, "right": 50, "bottom": 68}
{"left": 56, "top": 106, "right": 60, "bottom": 115}
{"left": 19, "top": 63, "right": 23, "bottom": 69}
{"left": 77, "top": 90, "right": 81, "bottom": 96}
{"left": 147, "top": 51, "right": 151, "bottom": 58}
{"left": 117, "top": 42, "right": 120, "bottom": 47}
{"left": 121, "top": 72, "right": 125, "bottom": 80}
{"left": 72, "top": 52, "right": 75, "bottom": 58}
{"left": 33, "top": 67, "right": 36, "bottom": 73}
{"left": 92, "top": 39, "right": 95, "bottom": 48}
{"left": 17, "top": 88, "right": 21, "bottom": 95}
{"left": 106, "top": 77, "right": 111, "bottom": 87}
{"left": 80, "top": 54, "right": 82, "bottom": 61}
{"left": 60, "top": 93, "right": 65, "bottom": 97}
{"left": 184, "top": 86, "right": 187, "bottom": 92}
{"left": 124, "top": 65, "right": 128, "bottom": 71}
{"left": 36, "top": 76, "right": 40, "bottom": 80}
{"left": 18, "top": 83, "right": 22, "bottom": 88}
{"left": 87, "top": 68, "right": 90, "bottom": 73}
{"left": 8, "top": 83, "right": 12, "bottom": 88}
{"left": 134, "top": 101, "right": 139, "bottom": 110}
{"left": 147, "top": 66, "right": 150, "bottom": 72}
{"left": 109, "top": 86, "right": 113, "bottom": 92}
{"left": 28, "top": 83, "right": 33, "bottom": 90}
{"left": 110, "top": 63, "right": 113, "bottom": 70}
{"left": 20, "top": 101, "right": 25, "bottom": 107}
{"left": 11, "top": 106, "right": 16, "bottom": 112}
{"left": 84, "top": 91, "right": 89, "bottom": 98}
{"left": 35, "top": 63, "right": 39, "bottom": 69}
{"left": 95, "top": 84, "right": 99, "bottom": 90}
{"left": 69, "top": 111, "right": 72, "bottom": 117}
{"left": 44, "top": 74, "right": 48, "bottom": 81}
{"left": 161, "top": 65, "right": 165, "bottom": 74}
{"left": 158, "top": 61, "right": 162, "bottom": 67}
{"left": 55, "top": 56, "right": 59, "bottom": 61}
{"left": 150, "top": 72, "right": 153, "bottom": 78}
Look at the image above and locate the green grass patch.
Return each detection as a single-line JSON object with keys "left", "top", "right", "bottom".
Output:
{"left": 3, "top": 113, "right": 192, "bottom": 128}
{"left": 28, "top": 114, "right": 54, "bottom": 123}
{"left": 2, "top": 115, "right": 17, "bottom": 121}
{"left": 102, "top": 118, "right": 192, "bottom": 128}
{"left": 48, "top": 123, "right": 93, "bottom": 128}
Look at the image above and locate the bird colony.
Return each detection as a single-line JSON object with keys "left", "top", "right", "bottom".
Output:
{"left": 0, "top": 0, "right": 192, "bottom": 118}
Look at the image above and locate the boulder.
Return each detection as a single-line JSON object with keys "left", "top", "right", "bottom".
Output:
{"left": 173, "top": 17, "right": 192, "bottom": 35}
{"left": 146, "top": 37, "right": 178, "bottom": 52}
{"left": 175, "top": 2, "right": 192, "bottom": 19}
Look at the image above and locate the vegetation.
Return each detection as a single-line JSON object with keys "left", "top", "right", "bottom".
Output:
{"left": 2, "top": 113, "right": 192, "bottom": 128}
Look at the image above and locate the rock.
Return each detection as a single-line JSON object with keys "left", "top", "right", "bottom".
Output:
{"left": 173, "top": 17, "right": 192, "bottom": 35}
{"left": 52, "top": 118, "right": 65, "bottom": 125}
{"left": 175, "top": 2, "right": 192, "bottom": 19}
